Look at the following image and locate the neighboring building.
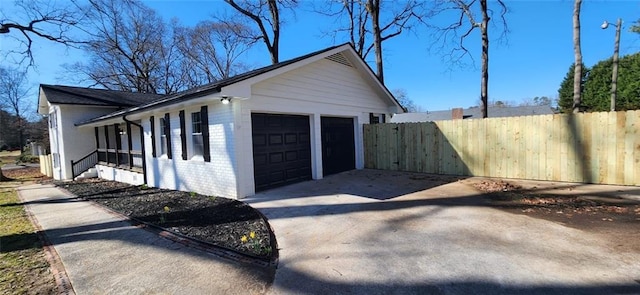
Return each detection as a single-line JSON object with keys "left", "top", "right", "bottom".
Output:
{"left": 37, "top": 43, "right": 403, "bottom": 199}
{"left": 390, "top": 105, "right": 555, "bottom": 123}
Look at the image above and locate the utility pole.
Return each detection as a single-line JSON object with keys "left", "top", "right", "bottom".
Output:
{"left": 601, "top": 18, "right": 622, "bottom": 112}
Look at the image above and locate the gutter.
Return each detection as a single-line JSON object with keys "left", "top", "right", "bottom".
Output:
{"left": 76, "top": 86, "right": 223, "bottom": 127}
{"left": 123, "top": 114, "right": 147, "bottom": 186}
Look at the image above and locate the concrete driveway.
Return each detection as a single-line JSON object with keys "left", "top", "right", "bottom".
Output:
{"left": 246, "top": 169, "right": 640, "bottom": 294}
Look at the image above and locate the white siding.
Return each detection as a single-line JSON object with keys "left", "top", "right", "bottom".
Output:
{"left": 52, "top": 104, "right": 120, "bottom": 180}
{"left": 233, "top": 58, "right": 393, "bottom": 198}
{"left": 143, "top": 100, "right": 238, "bottom": 198}
{"left": 249, "top": 58, "right": 390, "bottom": 112}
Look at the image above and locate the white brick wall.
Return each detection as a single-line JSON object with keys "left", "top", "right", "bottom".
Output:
{"left": 143, "top": 101, "right": 238, "bottom": 198}
{"left": 96, "top": 164, "right": 144, "bottom": 185}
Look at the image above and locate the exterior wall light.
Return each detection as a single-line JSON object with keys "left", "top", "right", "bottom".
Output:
{"left": 221, "top": 97, "right": 231, "bottom": 105}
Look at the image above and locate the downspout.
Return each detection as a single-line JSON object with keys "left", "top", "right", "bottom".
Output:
{"left": 123, "top": 115, "right": 147, "bottom": 185}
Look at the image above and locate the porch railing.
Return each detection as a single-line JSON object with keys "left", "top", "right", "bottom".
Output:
{"left": 71, "top": 150, "right": 98, "bottom": 179}
{"left": 97, "top": 148, "right": 143, "bottom": 171}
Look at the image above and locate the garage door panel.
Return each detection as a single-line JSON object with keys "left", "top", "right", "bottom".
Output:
{"left": 269, "top": 152, "right": 283, "bottom": 163}
{"left": 254, "top": 154, "right": 267, "bottom": 165}
{"left": 252, "top": 113, "right": 312, "bottom": 192}
{"left": 285, "top": 133, "right": 297, "bottom": 144}
{"left": 285, "top": 151, "right": 298, "bottom": 161}
{"left": 253, "top": 134, "right": 266, "bottom": 146}
{"left": 269, "top": 134, "right": 283, "bottom": 145}
{"left": 269, "top": 172, "right": 285, "bottom": 185}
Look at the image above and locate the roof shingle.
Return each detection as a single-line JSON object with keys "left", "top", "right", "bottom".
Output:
{"left": 40, "top": 84, "right": 162, "bottom": 107}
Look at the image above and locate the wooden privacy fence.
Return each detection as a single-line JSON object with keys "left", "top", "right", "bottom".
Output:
{"left": 39, "top": 154, "right": 53, "bottom": 177}
{"left": 363, "top": 110, "right": 640, "bottom": 186}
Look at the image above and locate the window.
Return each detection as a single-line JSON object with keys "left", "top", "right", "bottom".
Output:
{"left": 52, "top": 153, "right": 60, "bottom": 168}
{"left": 49, "top": 111, "right": 57, "bottom": 129}
{"left": 369, "top": 113, "right": 385, "bottom": 124}
{"left": 160, "top": 118, "right": 167, "bottom": 156}
{"left": 191, "top": 111, "right": 203, "bottom": 157}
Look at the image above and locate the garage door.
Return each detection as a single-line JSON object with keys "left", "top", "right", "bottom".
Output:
{"left": 321, "top": 117, "right": 355, "bottom": 176}
{"left": 252, "top": 113, "right": 312, "bottom": 192}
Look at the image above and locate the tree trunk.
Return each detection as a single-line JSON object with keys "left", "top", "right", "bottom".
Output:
{"left": 572, "top": 0, "right": 583, "bottom": 113}
{"left": 18, "top": 117, "right": 24, "bottom": 153}
{"left": 268, "top": 0, "right": 280, "bottom": 64}
{"left": 480, "top": 0, "right": 489, "bottom": 118}
{"left": 367, "top": 0, "right": 384, "bottom": 82}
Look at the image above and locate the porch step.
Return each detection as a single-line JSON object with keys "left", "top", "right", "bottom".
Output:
{"left": 75, "top": 168, "right": 98, "bottom": 180}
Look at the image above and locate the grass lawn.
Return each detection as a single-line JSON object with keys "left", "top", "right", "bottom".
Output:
{"left": 0, "top": 168, "right": 56, "bottom": 294}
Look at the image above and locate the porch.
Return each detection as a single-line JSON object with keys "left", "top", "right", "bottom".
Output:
{"left": 71, "top": 121, "right": 145, "bottom": 184}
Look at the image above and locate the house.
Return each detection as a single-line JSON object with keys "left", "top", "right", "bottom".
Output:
{"left": 390, "top": 105, "right": 555, "bottom": 123}
{"left": 38, "top": 43, "right": 403, "bottom": 199}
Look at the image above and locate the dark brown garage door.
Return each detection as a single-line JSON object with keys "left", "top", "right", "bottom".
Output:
{"left": 321, "top": 117, "right": 355, "bottom": 176}
{"left": 252, "top": 113, "right": 312, "bottom": 192}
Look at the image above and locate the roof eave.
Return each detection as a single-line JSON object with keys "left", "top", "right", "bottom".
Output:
{"left": 76, "top": 85, "right": 223, "bottom": 127}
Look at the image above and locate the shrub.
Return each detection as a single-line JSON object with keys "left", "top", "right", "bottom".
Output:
{"left": 17, "top": 153, "right": 38, "bottom": 164}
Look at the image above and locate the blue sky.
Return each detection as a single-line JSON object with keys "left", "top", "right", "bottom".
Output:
{"left": 3, "top": 0, "right": 640, "bottom": 111}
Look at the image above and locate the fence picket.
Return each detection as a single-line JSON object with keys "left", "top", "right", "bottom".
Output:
{"left": 363, "top": 110, "right": 638, "bottom": 185}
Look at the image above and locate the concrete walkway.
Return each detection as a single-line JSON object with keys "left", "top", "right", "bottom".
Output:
{"left": 246, "top": 169, "right": 640, "bottom": 295}
{"left": 17, "top": 184, "right": 273, "bottom": 294}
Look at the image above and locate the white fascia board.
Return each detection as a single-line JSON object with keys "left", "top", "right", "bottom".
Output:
{"left": 38, "top": 88, "right": 50, "bottom": 115}
{"left": 223, "top": 44, "right": 353, "bottom": 91}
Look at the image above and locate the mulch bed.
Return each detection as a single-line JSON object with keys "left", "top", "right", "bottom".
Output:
{"left": 55, "top": 179, "right": 276, "bottom": 261}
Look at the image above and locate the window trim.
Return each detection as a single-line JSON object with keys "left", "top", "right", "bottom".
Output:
{"left": 190, "top": 111, "right": 204, "bottom": 160}
{"left": 159, "top": 116, "right": 171, "bottom": 158}
{"left": 159, "top": 117, "right": 166, "bottom": 156}
{"left": 52, "top": 153, "right": 60, "bottom": 168}
{"left": 49, "top": 110, "right": 58, "bottom": 129}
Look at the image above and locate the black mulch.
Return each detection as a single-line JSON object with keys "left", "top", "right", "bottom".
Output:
{"left": 55, "top": 179, "right": 276, "bottom": 261}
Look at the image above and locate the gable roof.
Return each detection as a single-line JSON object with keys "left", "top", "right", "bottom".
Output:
{"left": 391, "top": 105, "right": 555, "bottom": 123}
{"left": 40, "top": 84, "right": 162, "bottom": 107}
{"left": 77, "top": 43, "right": 402, "bottom": 126}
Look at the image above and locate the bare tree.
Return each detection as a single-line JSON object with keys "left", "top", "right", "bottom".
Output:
{"left": 174, "top": 20, "right": 257, "bottom": 86}
{"left": 431, "top": 0, "right": 507, "bottom": 118}
{"left": 572, "top": 0, "right": 582, "bottom": 113}
{"left": 317, "top": 0, "right": 425, "bottom": 82}
{"left": 0, "top": 67, "right": 32, "bottom": 153}
{"left": 223, "top": 0, "right": 297, "bottom": 64}
{"left": 68, "top": 0, "right": 180, "bottom": 94}
{"left": 0, "top": 0, "right": 83, "bottom": 66}
{"left": 321, "top": 0, "right": 369, "bottom": 56}
{"left": 392, "top": 88, "right": 422, "bottom": 112}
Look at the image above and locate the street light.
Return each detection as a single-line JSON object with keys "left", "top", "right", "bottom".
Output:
{"left": 601, "top": 18, "right": 622, "bottom": 112}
